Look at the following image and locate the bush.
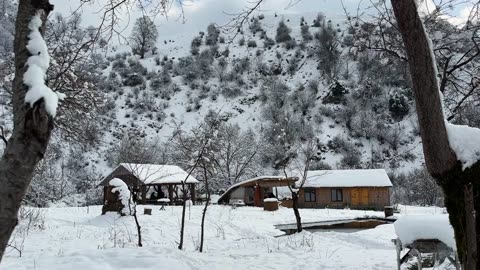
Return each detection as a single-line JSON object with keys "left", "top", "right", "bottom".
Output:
{"left": 389, "top": 89, "right": 409, "bottom": 120}
{"left": 206, "top": 23, "right": 220, "bottom": 46}
{"left": 275, "top": 20, "right": 292, "bottom": 43}
{"left": 339, "top": 150, "right": 362, "bottom": 169}
{"left": 123, "top": 73, "right": 145, "bottom": 87}
{"left": 323, "top": 80, "right": 348, "bottom": 104}
{"left": 301, "top": 24, "right": 313, "bottom": 41}
{"left": 263, "top": 36, "right": 275, "bottom": 48}
{"left": 247, "top": 40, "right": 257, "bottom": 47}
{"left": 249, "top": 17, "right": 263, "bottom": 33}
{"left": 238, "top": 37, "right": 245, "bottom": 46}
{"left": 313, "top": 13, "right": 325, "bottom": 27}
{"left": 285, "top": 39, "right": 297, "bottom": 50}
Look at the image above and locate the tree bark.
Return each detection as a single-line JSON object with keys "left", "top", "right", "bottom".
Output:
{"left": 391, "top": 1, "right": 480, "bottom": 268}
{"left": 0, "top": 0, "right": 54, "bottom": 262}
{"left": 292, "top": 192, "right": 302, "bottom": 233}
{"left": 178, "top": 183, "right": 187, "bottom": 250}
{"left": 199, "top": 164, "right": 210, "bottom": 252}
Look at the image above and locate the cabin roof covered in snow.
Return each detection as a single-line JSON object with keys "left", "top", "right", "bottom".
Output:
{"left": 394, "top": 215, "right": 456, "bottom": 250}
{"left": 300, "top": 169, "right": 392, "bottom": 188}
{"left": 100, "top": 163, "right": 198, "bottom": 185}
{"left": 120, "top": 163, "right": 198, "bottom": 184}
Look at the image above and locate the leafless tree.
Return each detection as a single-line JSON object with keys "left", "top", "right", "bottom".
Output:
{"left": 391, "top": 0, "right": 480, "bottom": 268}
{"left": 282, "top": 138, "right": 321, "bottom": 233}
{"left": 130, "top": 16, "right": 158, "bottom": 59}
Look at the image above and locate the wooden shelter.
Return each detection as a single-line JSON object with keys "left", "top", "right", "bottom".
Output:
{"left": 297, "top": 169, "right": 392, "bottom": 210}
{"left": 99, "top": 163, "right": 198, "bottom": 207}
{"left": 217, "top": 176, "right": 298, "bottom": 207}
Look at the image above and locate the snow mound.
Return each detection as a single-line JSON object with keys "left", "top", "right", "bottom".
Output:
{"left": 446, "top": 123, "right": 480, "bottom": 170}
{"left": 23, "top": 11, "right": 64, "bottom": 117}
{"left": 264, "top": 198, "right": 278, "bottom": 202}
{"left": 394, "top": 215, "right": 456, "bottom": 250}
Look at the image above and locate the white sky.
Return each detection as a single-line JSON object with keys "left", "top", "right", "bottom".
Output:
{"left": 49, "top": 0, "right": 473, "bottom": 42}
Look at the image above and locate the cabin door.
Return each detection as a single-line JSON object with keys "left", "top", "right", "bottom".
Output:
{"left": 351, "top": 188, "right": 369, "bottom": 206}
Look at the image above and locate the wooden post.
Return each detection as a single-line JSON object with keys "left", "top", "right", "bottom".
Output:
{"left": 168, "top": 184, "right": 173, "bottom": 205}
{"left": 141, "top": 185, "right": 146, "bottom": 205}
{"left": 103, "top": 186, "right": 107, "bottom": 203}
{"left": 190, "top": 184, "right": 196, "bottom": 204}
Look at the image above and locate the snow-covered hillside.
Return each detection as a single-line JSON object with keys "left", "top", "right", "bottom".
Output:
{"left": 90, "top": 12, "right": 423, "bottom": 176}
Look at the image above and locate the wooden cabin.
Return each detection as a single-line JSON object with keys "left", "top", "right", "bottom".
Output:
{"left": 99, "top": 163, "right": 198, "bottom": 207}
{"left": 217, "top": 176, "right": 298, "bottom": 207}
{"left": 297, "top": 169, "right": 392, "bottom": 210}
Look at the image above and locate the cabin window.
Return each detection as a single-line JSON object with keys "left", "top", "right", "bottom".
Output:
{"left": 331, "top": 189, "right": 343, "bottom": 202}
{"left": 304, "top": 189, "right": 316, "bottom": 202}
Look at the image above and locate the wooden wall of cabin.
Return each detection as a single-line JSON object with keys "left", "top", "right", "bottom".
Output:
{"left": 297, "top": 187, "right": 390, "bottom": 210}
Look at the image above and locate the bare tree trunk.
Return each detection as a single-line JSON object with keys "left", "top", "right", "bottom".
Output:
{"left": 178, "top": 183, "right": 187, "bottom": 250}
{"left": 130, "top": 189, "right": 142, "bottom": 247}
{"left": 391, "top": 1, "right": 480, "bottom": 268}
{"left": 0, "top": 0, "right": 54, "bottom": 262}
{"left": 291, "top": 191, "right": 302, "bottom": 233}
{"left": 133, "top": 209, "right": 142, "bottom": 247}
{"left": 199, "top": 165, "right": 210, "bottom": 252}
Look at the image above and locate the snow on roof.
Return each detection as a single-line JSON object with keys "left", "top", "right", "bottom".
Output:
{"left": 394, "top": 215, "right": 456, "bottom": 250}
{"left": 119, "top": 163, "right": 198, "bottom": 184}
{"left": 446, "top": 123, "right": 480, "bottom": 170}
{"left": 300, "top": 169, "right": 392, "bottom": 188}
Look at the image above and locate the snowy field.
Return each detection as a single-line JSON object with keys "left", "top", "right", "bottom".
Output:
{"left": 1, "top": 205, "right": 447, "bottom": 270}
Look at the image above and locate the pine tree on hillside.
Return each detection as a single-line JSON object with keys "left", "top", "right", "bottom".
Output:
{"left": 275, "top": 20, "right": 292, "bottom": 43}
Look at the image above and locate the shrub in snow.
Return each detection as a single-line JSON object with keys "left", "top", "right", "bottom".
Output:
{"left": 109, "top": 178, "right": 132, "bottom": 216}
{"left": 389, "top": 89, "right": 410, "bottom": 120}
{"left": 123, "top": 73, "right": 145, "bottom": 87}
{"left": 285, "top": 39, "right": 297, "bottom": 50}
{"left": 249, "top": 17, "right": 263, "bottom": 34}
{"left": 339, "top": 150, "right": 362, "bottom": 169}
{"left": 205, "top": 23, "right": 220, "bottom": 46}
{"left": 323, "top": 80, "right": 348, "bottom": 104}
{"left": 313, "top": 13, "right": 325, "bottom": 27}
{"left": 238, "top": 37, "right": 245, "bottom": 46}
{"left": 112, "top": 59, "right": 126, "bottom": 70}
{"left": 301, "top": 24, "right": 313, "bottom": 41}
{"left": 263, "top": 36, "right": 275, "bottom": 48}
{"left": 275, "top": 20, "right": 292, "bottom": 43}
{"left": 127, "top": 59, "right": 148, "bottom": 75}
{"left": 221, "top": 85, "right": 242, "bottom": 98}
{"left": 247, "top": 40, "right": 257, "bottom": 48}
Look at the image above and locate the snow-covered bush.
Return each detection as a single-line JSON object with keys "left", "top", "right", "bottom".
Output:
{"left": 323, "top": 80, "right": 348, "bottom": 104}
{"left": 110, "top": 178, "right": 132, "bottom": 216}
{"left": 205, "top": 23, "right": 220, "bottom": 46}
{"left": 123, "top": 73, "right": 145, "bottom": 87}
{"left": 249, "top": 17, "right": 263, "bottom": 34}
{"left": 247, "top": 40, "right": 257, "bottom": 47}
{"left": 389, "top": 88, "right": 410, "bottom": 120}
{"left": 276, "top": 20, "right": 292, "bottom": 43}
{"left": 238, "top": 37, "right": 245, "bottom": 46}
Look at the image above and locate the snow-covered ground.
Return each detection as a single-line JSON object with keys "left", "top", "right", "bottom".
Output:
{"left": 2, "top": 205, "right": 448, "bottom": 270}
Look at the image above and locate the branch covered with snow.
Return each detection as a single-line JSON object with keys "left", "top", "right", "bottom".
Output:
{"left": 23, "top": 11, "right": 65, "bottom": 117}
{"left": 445, "top": 123, "right": 480, "bottom": 170}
